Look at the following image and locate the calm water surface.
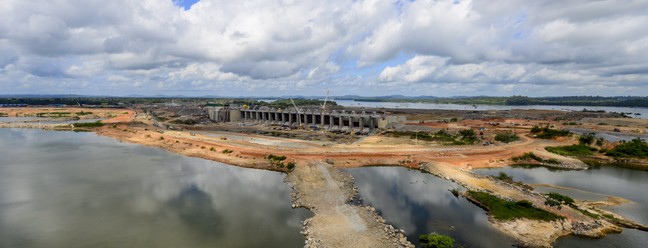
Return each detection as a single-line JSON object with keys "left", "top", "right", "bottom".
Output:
{"left": 474, "top": 166, "right": 648, "bottom": 247}
{"left": 347, "top": 166, "right": 515, "bottom": 248}
{"left": 334, "top": 100, "right": 648, "bottom": 119}
{"left": 0, "top": 129, "right": 308, "bottom": 248}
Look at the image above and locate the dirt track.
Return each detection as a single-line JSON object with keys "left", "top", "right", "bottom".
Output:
{"left": 288, "top": 162, "right": 412, "bottom": 247}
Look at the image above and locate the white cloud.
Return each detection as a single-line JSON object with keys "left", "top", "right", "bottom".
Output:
{"left": 0, "top": 0, "right": 647, "bottom": 96}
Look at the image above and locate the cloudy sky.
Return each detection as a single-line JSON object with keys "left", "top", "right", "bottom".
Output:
{"left": 1, "top": 0, "right": 648, "bottom": 97}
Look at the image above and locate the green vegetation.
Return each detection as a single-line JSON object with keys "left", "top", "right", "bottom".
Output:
{"left": 222, "top": 149, "right": 234, "bottom": 154}
{"left": 494, "top": 132, "right": 520, "bottom": 143}
{"left": 546, "top": 192, "right": 575, "bottom": 205}
{"left": 605, "top": 138, "right": 648, "bottom": 158}
{"left": 494, "top": 172, "right": 534, "bottom": 190}
{"left": 579, "top": 133, "right": 596, "bottom": 145}
{"left": 286, "top": 162, "right": 296, "bottom": 171}
{"left": 265, "top": 154, "right": 295, "bottom": 171}
{"left": 419, "top": 232, "right": 455, "bottom": 248}
{"left": 530, "top": 126, "right": 570, "bottom": 139}
{"left": 468, "top": 191, "right": 563, "bottom": 221}
{"left": 0, "top": 112, "right": 8, "bottom": 117}
{"left": 210, "top": 147, "right": 216, "bottom": 151}
{"left": 75, "top": 111, "right": 93, "bottom": 116}
{"left": 390, "top": 129, "right": 477, "bottom": 145}
{"left": 544, "top": 192, "right": 575, "bottom": 210}
{"left": 545, "top": 144, "right": 597, "bottom": 156}
{"left": 512, "top": 152, "right": 560, "bottom": 165}
{"left": 265, "top": 154, "right": 287, "bottom": 161}
{"left": 71, "top": 121, "right": 104, "bottom": 128}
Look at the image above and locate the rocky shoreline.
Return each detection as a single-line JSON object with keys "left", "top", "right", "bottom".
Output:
{"left": 420, "top": 162, "right": 647, "bottom": 247}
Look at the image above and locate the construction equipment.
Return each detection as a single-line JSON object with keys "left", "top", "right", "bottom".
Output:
{"left": 320, "top": 90, "right": 330, "bottom": 111}
{"left": 290, "top": 98, "right": 302, "bottom": 128}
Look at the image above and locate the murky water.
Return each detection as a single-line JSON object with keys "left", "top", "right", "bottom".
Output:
{"left": 0, "top": 129, "right": 309, "bottom": 248}
{"left": 475, "top": 166, "right": 648, "bottom": 247}
{"left": 347, "top": 166, "right": 516, "bottom": 248}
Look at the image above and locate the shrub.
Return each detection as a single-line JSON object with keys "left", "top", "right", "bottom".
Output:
{"left": 210, "top": 147, "right": 216, "bottom": 151}
{"left": 419, "top": 232, "right": 454, "bottom": 248}
{"left": 222, "top": 149, "right": 233, "bottom": 154}
{"left": 495, "top": 132, "right": 520, "bottom": 143}
{"left": 512, "top": 152, "right": 543, "bottom": 163}
{"left": 286, "top": 162, "right": 296, "bottom": 171}
{"left": 605, "top": 138, "right": 648, "bottom": 158}
{"left": 579, "top": 133, "right": 596, "bottom": 145}
{"left": 72, "top": 121, "right": 104, "bottom": 128}
{"left": 546, "top": 192, "right": 575, "bottom": 205}
{"left": 545, "top": 144, "right": 596, "bottom": 156}
{"left": 495, "top": 172, "right": 513, "bottom": 182}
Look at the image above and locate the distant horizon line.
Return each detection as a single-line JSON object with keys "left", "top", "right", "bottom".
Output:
{"left": 1, "top": 94, "right": 647, "bottom": 99}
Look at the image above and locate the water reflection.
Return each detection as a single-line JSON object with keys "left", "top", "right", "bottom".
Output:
{"left": 347, "top": 166, "right": 515, "bottom": 247}
{"left": 0, "top": 129, "right": 308, "bottom": 248}
{"left": 474, "top": 166, "right": 648, "bottom": 247}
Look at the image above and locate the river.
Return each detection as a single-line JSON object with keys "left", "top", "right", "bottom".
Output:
{"left": 333, "top": 100, "right": 648, "bottom": 119}
{"left": 348, "top": 165, "right": 648, "bottom": 247}
{"left": 474, "top": 165, "right": 648, "bottom": 247}
{"left": 347, "top": 166, "right": 515, "bottom": 248}
{"left": 0, "top": 129, "right": 309, "bottom": 248}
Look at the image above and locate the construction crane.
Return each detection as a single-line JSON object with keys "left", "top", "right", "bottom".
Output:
{"left": 320, "top": 90, "right": 330, "bottom": 111}
{"left": 290, "top": 98, "right": 302, "bottom": 127}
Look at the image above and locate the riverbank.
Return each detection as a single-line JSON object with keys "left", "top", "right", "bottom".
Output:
{"left": 3, "top": 108, "right": 647, "bottom": 247}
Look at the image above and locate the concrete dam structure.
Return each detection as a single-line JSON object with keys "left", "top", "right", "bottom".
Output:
{"left": 206, "top": 105, "right": 405, "bottom": 134}
{"left": 239, "top": 108, "right": 381, "bottom": 133}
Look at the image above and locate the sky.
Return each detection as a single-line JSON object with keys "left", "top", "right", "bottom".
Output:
{"left": 1, "top": 0, "right": 648, "bottom": 97}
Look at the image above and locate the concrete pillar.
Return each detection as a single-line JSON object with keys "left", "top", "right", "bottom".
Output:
{"left": 320, "top": 112, "right": 325, "bottom": 127}
{"left": 312, "top": 113, "right": 316, "bottom": 126}
{"left": 338, "top": 114, "right": 343, "bottom": 127}
{"left": 349, "top": 115, "right": 354, "bottom": 130}
{"left": 329, "top": 114, "right": 334, "bottom": 128}
{"left": 359, "top": 117, "right": 363, "bottom": 131}
{"left": 289, "top": 112, "right": 293, "bottom": 125}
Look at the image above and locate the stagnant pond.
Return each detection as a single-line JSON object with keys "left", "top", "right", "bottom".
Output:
{"left": 0, "top": 129, "right": 309, "bottom": 248}
{"left": 474, "top": 165, "right": 648, "bottom": 247}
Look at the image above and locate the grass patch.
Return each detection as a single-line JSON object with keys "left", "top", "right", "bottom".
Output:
{"left": 495, "top": 132, "right": 520, "bottom": 143}
{"left": 75, "top": 111, "right": 93, "bottom": 116}
{"left": 468, "top": 191, "right": 563, "bottom": 221}
{"left": 71, "top": 121, "right": 104, "bottom": 128}
{"left": 545, "top": 144, "right": 597, "bottom": 156}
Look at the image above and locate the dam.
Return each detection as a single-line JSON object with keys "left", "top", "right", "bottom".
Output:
{"left": 206, "top": 105, "right": 396, "bottom": 133}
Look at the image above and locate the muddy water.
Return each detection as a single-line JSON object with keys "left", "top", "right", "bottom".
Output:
{"left": 0, "top": 129, "right": 309, "bottom": 248}
{"left": 347, "top": 166, "right": 515, "bottom": 248}
{"left": 475, "top": 166, "right": 648, "bottom": 247}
